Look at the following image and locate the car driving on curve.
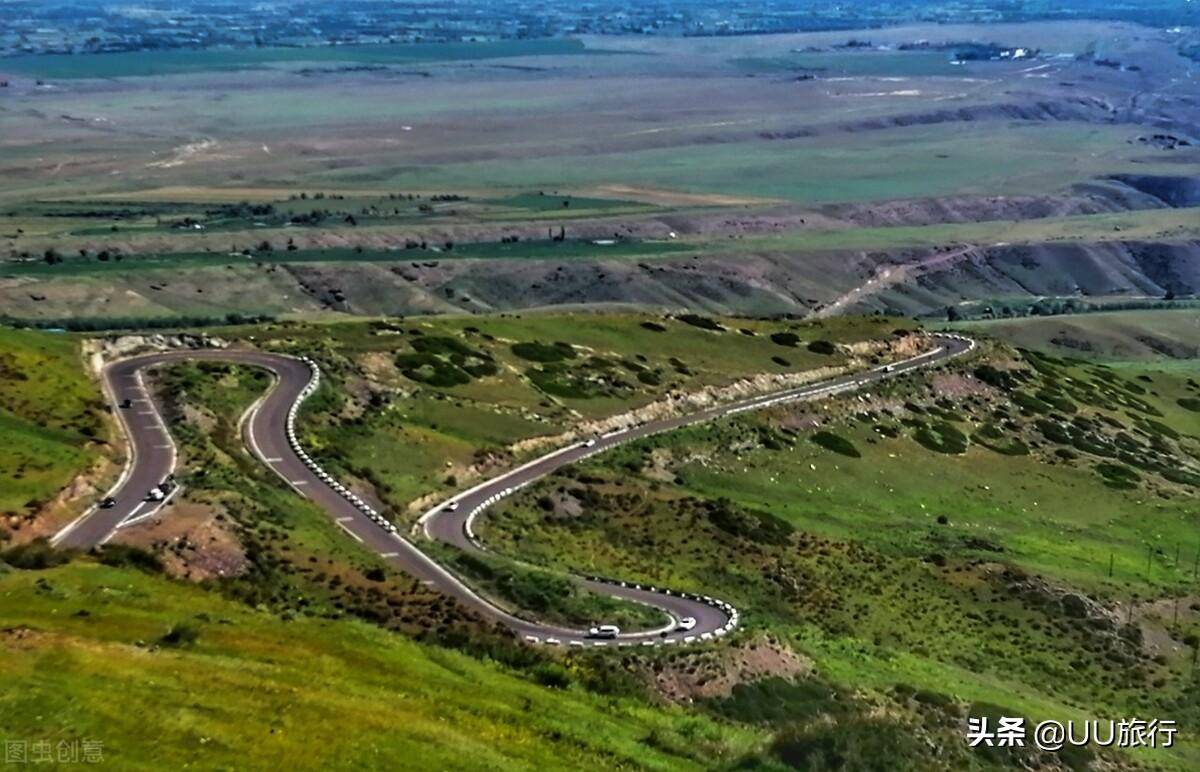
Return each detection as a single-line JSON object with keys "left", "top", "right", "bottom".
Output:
{"left": 675, "top": 616, "right": 697, "bottom": 632}
{"left": 444, "top": 501, "right": 459, "bottom": 512}
{"left": 587, "top": 624, "right": 620, "bottom": 639}
{"left": 99, "top": 497, "right": 116, "bottom": 509}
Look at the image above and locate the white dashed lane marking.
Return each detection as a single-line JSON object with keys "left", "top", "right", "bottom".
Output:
{"left": 336, "top": 521, "right": 363, "bottom": 542}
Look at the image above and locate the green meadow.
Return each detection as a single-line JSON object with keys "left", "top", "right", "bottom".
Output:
{"left": 250, "top": 313, "right": 886, "bottom": 513}
{"left": 341, "top": 122, "right": 1153, "bottom": 204}
{"left": 0, "top": 328, "right": 104, "bottom": 517}
{"left": 474, "top": 341, "right": 1200, "bottom": 769}
{"left": 0, "top": 560, "right": 764, "bottom": 771}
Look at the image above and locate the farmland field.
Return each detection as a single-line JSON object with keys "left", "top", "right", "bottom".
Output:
{"left": 0, "top": 39, "right": 595, "bottom": 79}
{"left": 3, "top": 21, "right": 1199, "bottom": 321}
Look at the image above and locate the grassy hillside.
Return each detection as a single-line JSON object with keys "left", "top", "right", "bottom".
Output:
{"left": 477, "top": 342, "right": 1200, "bottom": 769}
{"left": 0, "top": 327, "right": 105, "bottom": 524}
{"left": 0, "top": 350, "right": 766, "bottom": 771}
{"left": 951, "top": 309, "right": 1200, "bottom": 365}
{"left": 242, "top": 312, "right": 893, "bottom": 512}
{"left": 0, "top": 560, "right": 764, "bottom": 771}
{"left": 5, "top": 313, "right": 1195, "bottom": 768}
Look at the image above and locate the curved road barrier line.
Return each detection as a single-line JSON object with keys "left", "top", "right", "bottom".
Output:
{"left": 54, "top": 334, "right": 974, "bottom": 648}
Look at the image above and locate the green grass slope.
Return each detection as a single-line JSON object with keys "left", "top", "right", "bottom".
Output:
{"left": 477, "top": 343, "right": 1200, "bottom": 769}
{"left": 0, "top": 327, "right": 105, "bottom": 521}
{"left": 0, "top": 560, "right": 764, "bottom": 771}
{"left": 953, "top": 309, "right": 1200, "bottom": 365}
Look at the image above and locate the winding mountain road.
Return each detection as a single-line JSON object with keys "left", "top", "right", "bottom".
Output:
{"left": 53, "top": 333, "right": 973, "bottom": 648}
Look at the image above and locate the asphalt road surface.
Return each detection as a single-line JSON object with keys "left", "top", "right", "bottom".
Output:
{"left": 54, "top": 333, "right": 973, "bottom": 648}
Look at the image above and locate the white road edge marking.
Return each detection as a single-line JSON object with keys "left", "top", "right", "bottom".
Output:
{"left": 336, "top": 521, "right": 364, "bottom": 542}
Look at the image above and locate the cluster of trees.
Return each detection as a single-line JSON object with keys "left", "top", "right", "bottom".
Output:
{"left": 40, "top": 247, "right": 123, "bottom": 264}
{"left": 209, "top": 202, "right": 276, "bottom": 219}
{"left": 946, "top": 295, "right": 1198, "bottom": 321}
{"left": 0, "top": 313, "right": 274, "bottom": 332}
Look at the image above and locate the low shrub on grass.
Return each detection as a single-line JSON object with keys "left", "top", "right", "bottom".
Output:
{"left": 712, "top": 677, "right": 841, "bottom": 724}
{"left": 410, "top": 336, "right": 479, "bottom": 357}
{"left": 1012, "top": 392, "right": 1053, "bottom": 415}
{"left": 511, "top": 341, "right": 577, "bottom": 363}
{"left": 159, "top": 622, "right": 200, "bottom": 647}
{"left": 1096, "top": 463, "right": 1140, "bottom": 490}
{"left": 676, "top": 314, "right": 723, "bottom": 331}
{"left": 395, "top": 352, "right": 471, "bottom": 386}
{"left": 770, "top": 332, "right": 800, "bottom": 347}
{"left": 1, "top": 539, "right": 72, "bottom": 570}
{"left": 973, "top": 364, "right": 1019, "bottom": 390}
{"left": 526, "top": 365, "right": 601, "bottom": 399}
{"left": 771, "top": 715, "right": 930, "bottom": 771}
{"left": 913, "top": 421, "right": 969, "bottom": 455}
{"left": 703, "top": 498, "right": 794, "bottom": 546}
{"left": 532, "top": 662, "right": 572, "bottom": 689}
{"left": 811, "top": 431, "right": 861, "bottom": 458}
{"left": 95, "top": 544, "right": 164, "bottom": 574}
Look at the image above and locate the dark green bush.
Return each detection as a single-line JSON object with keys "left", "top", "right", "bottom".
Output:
{"left": 96, "top": 544, "right": 163, "bottom": 573}
{"left": 913, "top": 422, "right": 969, "bottom": 455}
{"left": 1, "top": 539, "right": 73, "bottom": 570}
{"left": 771, "top": 715, "right": 929, "bottom": 771}
{"left": 159, "top": 623, "right": 200, "bottom": 647}
{"left": 712, "top": 677, "right": 840, "bottom": 724}
{"left": 395, "top": 353, "right": 472, "bottom": 387}
{"left": 704, "top": 498, "right": 793, "bottom": 545}
{"left": 676, "top": 314, "right": 723, "bottom": 331}
{"left": 1012, "top": 392, "right": 1053, "bottom": 414}
{"left": 770, "top": 332, "right": 801, "bottom": 347}
{"left": 532, "top": 662, "right": 572, "bottom": 689}
{"left": 511, "top": 341, "right": 577, "bottom": 363}
{"left": 1096, "top": 463, "right": 1139, "bottom": 489}
{"left": 973, "top": 364, "right": 1018, "bottom": 390}
{"left": 811, "top": 431, "right": 861, "bottom": 458}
